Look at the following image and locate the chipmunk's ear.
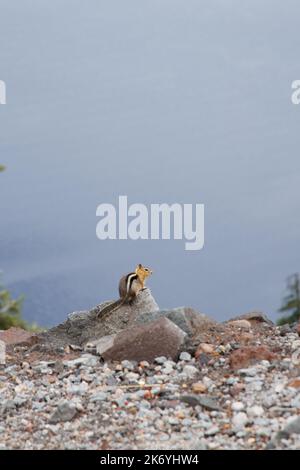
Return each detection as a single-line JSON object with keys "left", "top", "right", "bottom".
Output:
{"left": 138, "top": 263, "right": 142, "bottom": 268}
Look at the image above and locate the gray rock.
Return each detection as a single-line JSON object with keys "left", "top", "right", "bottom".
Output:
{"left": 290, "top": 396, "right": 300, "bottom": 409}
{"left": 136, "top": 307, "right": 216, "bottom": 336}
{"left": 182, "top": 365, "right": 199, "bottom": 379}
{"left": 231, "top": 401, "right": 245, "bottom": 412}
{"left": 180, "top": 395, "right": 201, "bottom": 407}
{"left": 197, "top": 396, "right": 222, "bottom": 411}
{"left": 238, "top": 367, "right": 258, "bottom": 377}
{"left": 13, "top": 397, "right": 28, "bottom": 407}
{"left": 283, "top": 416, "right": 300, "bottom": 435}
{"left": 67, "top": 382, "right": 89, "bottom": 395}
{"left": 161, "top": 365, "right": 174, "bottom": 375}
{"left": 94, "top": 335, "right": 116, "bottom": 355}
{"left": 190, "top": 440, "right": 207, "bottom": 450}
{"left": 269, "top": 416, "right": 300, "bottom": 448}
{"left": 232, "top": 412, "right": 248, "bottom": 430}
{"left": 0, "top": 400, "right": 16, "bottom": 415}
{"left": 0, "top": 341, "right": 5, "bottom": 365}
{"left": 226, "top": 378, "right": 238, "bottom": 385}
{"left": 64, "top": 354, "right": 99, "bottom": 368}
{"left": 179, "top": 352, "right": 192, "bottom": 361}
{"left": 121, "top": 360, "right": 136, "bottom": 370}
{"left": 279, "top": 324, "right": 291, "bottom": 336}
{"left": 228, "top": 311, "right": 273, "bottom": 326}
{"left": 180, "top": 395, "right": 221, "bottom": 411}
{"left": 205, "top": 426, "right": 219, "bottom": 436}
{"left": 38, "top": 289, "right": 159, "bottom": 348}
{"left": 49, "top": 402, "right": 77, "bottom": 424}
{"left": 89, "top": 392, "right": 108, "bottom": 402}
{"left": 155, "top": 356, "right": 167, "bottom": 364}
{"left": 247, "top": 405, "right": 264, "bottom": 417}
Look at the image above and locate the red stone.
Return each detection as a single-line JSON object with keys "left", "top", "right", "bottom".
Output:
{"left": 102, "top": 317, "right": 186, "bottom": 363}
{"left": 0, "top": 327, "right": 37, "bottom": 346}
{"left": 229, "top": 345, "right": 277, "bottom": 369}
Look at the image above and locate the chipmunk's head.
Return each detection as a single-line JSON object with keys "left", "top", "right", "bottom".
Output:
{"left": 135, "top": 264, "right": 153, "bottom": 281}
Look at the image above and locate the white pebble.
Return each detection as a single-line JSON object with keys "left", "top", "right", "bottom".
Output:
{"left": 232, "top": 412, "right": 248, "bottom": 430}
{"left": 247, "top": 405, "right": 264, "bottom": 417}
{"left": 179, "top": 352, "right": 192, "bottom": 361}
{"left": 182, "top": 365, "right": 199, "bottom": 379}
{"left": 231, "top": 402, "right": 245, "bottom": 412}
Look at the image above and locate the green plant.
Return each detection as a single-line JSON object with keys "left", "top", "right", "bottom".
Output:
{"left": 0, "top": 285, "right": 26, "bottom": 329}
{"left": 277, "top": 273, "right": 300, "bottom": 325}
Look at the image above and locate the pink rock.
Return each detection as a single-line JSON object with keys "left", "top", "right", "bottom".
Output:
{"left": 229, "top": 345, "right": 277, "bottom": 370}
{"left": 195, "top": 343, "right": 214, "bottom": 357}
{"left": 227, "top": 320, "right": 252, "bottom": 330}
{"left": 0, "top": 327, "right": 37, "bottom": 346}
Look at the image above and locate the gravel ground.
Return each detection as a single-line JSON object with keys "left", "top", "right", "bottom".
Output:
{"left": 1, "top": 326, "right": 300, "bottom": 450}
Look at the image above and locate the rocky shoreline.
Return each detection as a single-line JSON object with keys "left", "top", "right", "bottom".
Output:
{"left": 0, "top": 290, "right": 300, "bottom": 450}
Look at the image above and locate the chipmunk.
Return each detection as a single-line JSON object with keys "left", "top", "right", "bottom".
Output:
{"left": 97, "top": 264, "right": 153, "bottom": 319}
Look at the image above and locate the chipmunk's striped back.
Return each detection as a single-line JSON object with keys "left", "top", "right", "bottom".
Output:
{"left": 97, "top": 264, "right": 152, "bottom": 320}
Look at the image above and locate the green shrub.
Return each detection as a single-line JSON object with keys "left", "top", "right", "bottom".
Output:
{"left": 277, "top": 273, "right": 300, "bottom": 325}
{"left": 0, "top": 286, "right": 26, "bottom": 329}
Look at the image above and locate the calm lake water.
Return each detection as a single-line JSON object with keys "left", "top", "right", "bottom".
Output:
{"left": 1, "top": 1, "right": 300, "bottom": 326}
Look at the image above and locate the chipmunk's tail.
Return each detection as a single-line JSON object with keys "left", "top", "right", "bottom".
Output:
{"left": 96, "top": 297, "right": 128, "bottom": 320}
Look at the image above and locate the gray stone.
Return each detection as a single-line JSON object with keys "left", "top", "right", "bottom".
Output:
{"left": 231, "top": 402, "right": 245, "bottom": 412}
{"left": 290, "top": 396, "right": 300, "bottom": 409}
{"left": 179, "top": 352, "right": 192, "bottom": 361}
{"left": 204, "top": 426, "right": 219, "bottom": 436}
{"left": 154, "top": 356, "right": 167, "bottom": 364}
{"left": 269, "top": 416, "right": 300, "bottom": 448}
{"left": 191, "top": 440, "right": 207, "bottom": 450}
{"left": 49, "top": 402, "right": 77, "bottom": 424}
{"left": 279, "top": 324, "right": 291, "bottom": 336}
{"left": 0, "top": 400, "right": 16, "bottom": 414}
{"left": 67, "top": 382, "right": 89, "bottom": 395}
{"left": 182, "top": 365, "right": 199, "bottom": 379}
{"left": 284, "top": 416, "right": 300, "bottom": 435}
{"left": 0, "top": 341, "right": 5, "bottom": 365}
{"left": 136, "top": 307, "right": 216, "bottom": 336}
{"left": 38, "top": 289, "right": 159, "bottom": 348}
{"left": 247, "top": 405, "right": 264, "bottom": 417}
{"left": 94, "top": 335, "right": 116, "bottom": 356}
{"left": 232, "top": 412, "right": 248, "bottom": 430}
{"left": 64, "top": 354, "right": 99, "bottom": 368}
{"left": 180, "top": 395, "right": 221, "bottom": 411}
{"left": 121, "top": 360, "right": 136, "bottom": 370}
{"left": 197, "top": 396, "right": 222, "bottom": 411}
{"left": 180, "top": 395, "right": 201, "bottom": 407}
{"left": 238, "top": 367, "right": 258, "bottom": 377}
{"left": 228, "top": 311, "right": 273, "bottom": 326}
{"left": 89, "top": 392, "right": 108, "bottom": 402}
